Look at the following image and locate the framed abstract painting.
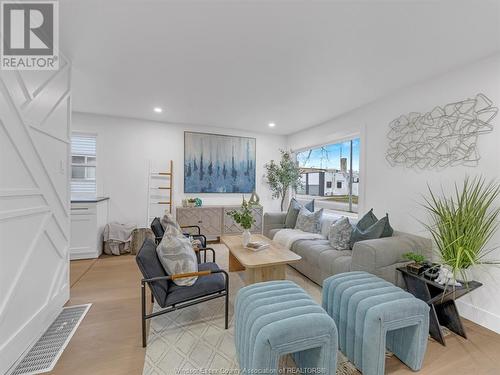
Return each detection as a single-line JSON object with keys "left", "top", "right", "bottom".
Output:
{"left": 184, "top": 132, "right": 256, "bottom": 193}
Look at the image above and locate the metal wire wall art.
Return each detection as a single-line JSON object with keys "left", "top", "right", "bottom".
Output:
{"left": 386, "top": 93, "right": 497, "bottom": 169}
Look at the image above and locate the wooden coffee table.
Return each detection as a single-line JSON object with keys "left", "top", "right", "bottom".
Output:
{"left": 221, "top": 234, "right": 301, "bottom": 284}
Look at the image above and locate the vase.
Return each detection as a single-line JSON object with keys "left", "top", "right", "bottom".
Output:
{"left": 242, "top": 229, "right": 251, "bottom": 247}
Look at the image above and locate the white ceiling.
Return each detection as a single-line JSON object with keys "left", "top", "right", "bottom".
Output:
{"left": 60, "top": 0, "right": 500, "bottom": 135}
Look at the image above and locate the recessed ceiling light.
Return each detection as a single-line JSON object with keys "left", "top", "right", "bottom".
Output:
{"left": 153, "top": 107, "right": 163, "bottom": 113}
{"left": 268, "top": 122, "right": 276, "bottom": 128}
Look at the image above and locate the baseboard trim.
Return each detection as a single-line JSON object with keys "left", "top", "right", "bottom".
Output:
{"left": 70, "top": 249, "right": 100, "bottom": 260}
{"left": 457, "top": 299, "right": 500, "bottom": 334}
{"left": 1, "top": 285, "right": 69, "bottom": 375}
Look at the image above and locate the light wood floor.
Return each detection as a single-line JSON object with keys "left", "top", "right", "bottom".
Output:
{"left": 51, "top": 254, "right": 500, "bottom": 375}
{"left": 49, "top": 255, "right": 146, "bottom": 375}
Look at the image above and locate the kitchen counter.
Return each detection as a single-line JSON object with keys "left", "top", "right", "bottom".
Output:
{"left": 71, "top": 196, "right": 110, "bottom": 203}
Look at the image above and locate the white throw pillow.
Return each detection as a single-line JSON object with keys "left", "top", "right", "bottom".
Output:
{"left": 328, "top": 217, "right": 353, "bottom": 250}
{"left": 295, "top": 208, "right": 323, "bottom": 233}
{"left": 156, "top": 233, "right": 198, "bottom": 286}
{"left": 161, "top": 213, "right": 182, "bottom": 236}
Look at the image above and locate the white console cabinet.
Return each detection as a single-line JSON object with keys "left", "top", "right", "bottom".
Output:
{"left": 70, "top": 197, "right": 109, "bottom": 260}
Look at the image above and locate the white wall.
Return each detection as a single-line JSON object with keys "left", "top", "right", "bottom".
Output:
{"left": 0, "top": 63, "right": 71, "bottom": 373}
{"left": 72, "top": 113, "right": 286, "bottom": 226}
{"left": 288, "top": 53, "right": 500, "bottom": 333}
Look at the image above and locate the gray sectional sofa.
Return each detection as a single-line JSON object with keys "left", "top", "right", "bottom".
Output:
{"left": 263, "top": 212, "right": 432, "bottom": 287}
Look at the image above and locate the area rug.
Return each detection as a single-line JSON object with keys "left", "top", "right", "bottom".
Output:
{"left": 143, "top": 244, "right": 359, "bottom": 375}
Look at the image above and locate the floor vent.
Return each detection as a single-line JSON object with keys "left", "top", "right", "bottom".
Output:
{"left": 11, "top": 304, "right": 91, "bottom": 375}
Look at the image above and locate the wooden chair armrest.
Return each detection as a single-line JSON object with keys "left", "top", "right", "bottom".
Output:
{"left": 171, "top": 270, "right": 211, "bottom": 280}
{"left": 142, "top": 269, "right": 227, "bottom": 283}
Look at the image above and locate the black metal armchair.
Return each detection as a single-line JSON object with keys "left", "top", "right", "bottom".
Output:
{"left": 150, "top": 217, "right": 212, "bottom": 263}
{"left": 136, "top": 238, "right": 229, "bottom": 347}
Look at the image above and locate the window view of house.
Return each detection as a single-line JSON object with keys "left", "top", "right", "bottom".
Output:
{"left": 296, "top": 138, "right": 360, "bottom": 213}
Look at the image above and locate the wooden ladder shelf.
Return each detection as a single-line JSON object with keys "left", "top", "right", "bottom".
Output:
{"left": 147, "top": 160, "right": 173, "bottom": 225}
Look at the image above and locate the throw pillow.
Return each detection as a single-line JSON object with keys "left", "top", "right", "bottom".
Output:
{"left": 304, "top": 199, "right": 315, "bottom": 212}
{"left": 284, "top": 198, "right": 302, "bottom": 228}
{"left": 380, "top": 213, "right": 394, "bottom": 238}
{"left": 356, "top": 208, "right": 378, "bottom": 231}
{"left": 355, "top": 209, "right": 394, "bottom": 237}
{"left": 284, "top": 198, "right": 314, "bottom": 228}
{"left": 349, "top": 215, "right": 388, "bottom": 248}
{"left": 161, "top": 213, "right": 182, "bottom": 236}
{"left": 295, "top": 208, "right": 323, "bottom": 233}
{"left": 328, "top": 217, "right": 353, "bottom": 250}
{"left": 156, "top": 233, "right": 198, "bottom": 286}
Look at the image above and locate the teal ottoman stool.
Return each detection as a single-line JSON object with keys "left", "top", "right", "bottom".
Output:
{"left": 323, "top": 271, "right": 429, "bottom": 375}
{"left": 235, "top": 280, "right": 338, "bottom": 375}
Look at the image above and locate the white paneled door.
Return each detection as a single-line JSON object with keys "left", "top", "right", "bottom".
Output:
{"left": 0, "top": 60, "right": 71, "bottom": 374}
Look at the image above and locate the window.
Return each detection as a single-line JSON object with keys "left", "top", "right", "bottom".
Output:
{"left": 296, "top": 137, "right": 360, "bottom": 213}
{"left": 71, "top": 133, "right": 96, "bottom": 194}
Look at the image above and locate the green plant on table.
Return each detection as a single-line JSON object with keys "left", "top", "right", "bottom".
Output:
{"left": 403, "top": 252, "right": 426, "bottom": 265}
{"left": 227, "top": 197, "right": 255, "bottom": 230}
{"left": 422, "top": 176, "right": 500, "bottom": 281}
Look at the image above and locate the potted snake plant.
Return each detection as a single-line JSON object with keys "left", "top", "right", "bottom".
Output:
{"left": 422, "top": 176, "right": 500, "bottom": 284}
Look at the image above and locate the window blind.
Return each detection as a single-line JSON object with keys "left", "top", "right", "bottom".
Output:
{"left": 71, "top": 134, "right": 96, "bottom": 156}
{"left": 71, "top": 134, "right": 96, "bottom": 194}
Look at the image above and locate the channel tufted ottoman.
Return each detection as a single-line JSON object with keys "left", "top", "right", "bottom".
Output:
{"left": 235, "top": 280, "right": 338, "bottom": 375}
{"left": 322, "top": 271, "right": 430, "bottom": 375}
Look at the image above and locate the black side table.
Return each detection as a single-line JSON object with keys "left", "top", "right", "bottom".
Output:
{"left": 397, "top": 267, "right": 482, "bottom": 346}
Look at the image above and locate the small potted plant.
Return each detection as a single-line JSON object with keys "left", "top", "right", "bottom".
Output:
{"left": 403, "top": 252, "right": 426, "bottom": 275}
{"left": 227, "top": 197, "right": 255, "bottom": 246}
{"left": 187, "top": 198, "right": 197, "bottom": 207}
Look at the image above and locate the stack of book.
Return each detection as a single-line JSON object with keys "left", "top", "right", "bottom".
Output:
{"left": 245, "top": 241, "right": 270, "bottom": 251}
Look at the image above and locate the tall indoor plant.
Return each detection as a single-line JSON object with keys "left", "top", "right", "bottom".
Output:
{"left": 264, "top": 150, "right": 302, "bottom": 211}
{"left": 422, "top": 176, "right": 500, "bottom": 282}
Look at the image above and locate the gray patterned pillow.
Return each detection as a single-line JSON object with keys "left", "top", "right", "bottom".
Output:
{"left": 295, "top": 208, "right": 323, "bottom": 233}
{"left": 156, "top": 234, "right": 198, "bottom": 286}
{"left": 161, "top": 213, "right": 182, "bottom": 235}
{"left": 328, "top": 217, "right": 353, "bottom": 250}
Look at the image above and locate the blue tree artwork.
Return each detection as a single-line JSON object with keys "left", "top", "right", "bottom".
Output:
{"left": 184, "top": 132, "right": 256, "bottom": 193}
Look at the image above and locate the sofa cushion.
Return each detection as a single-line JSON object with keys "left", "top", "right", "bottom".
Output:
{"left": 350, "top": 215, "right": 388, "bottom": 248}
{"left": 292, "top": 238, "right": 332, "bottom": 268}
{"left": 329, "top": 217, "right": 353, "bottom": 250}
{"left": 357, "top": 209, "right": 378, "bottom": 231}
{"left": 285, "top": 198, "right": 314, "bottom": 228}
{"left": 357, "top": 209, "right": 393, "bottom": 237}
{"left": 320, "top": 214, "right": 341, "bottom": 237}
{"left": 156, "top": 233, "right": 199, "bottom": 286}
{"left": 295, "top": 208, "right": 323, "bottom": 233}
{"left": 304, "top": 199, "right": 315, "bottom": 212}
{"left": 318, "top": 250, "right": 353, "bottom": 277}
{"left": 284, "top": 198, "right": 301, "bottom": 228}
{"left": 380, "top": 214, "right": 394, "bottom": 238}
